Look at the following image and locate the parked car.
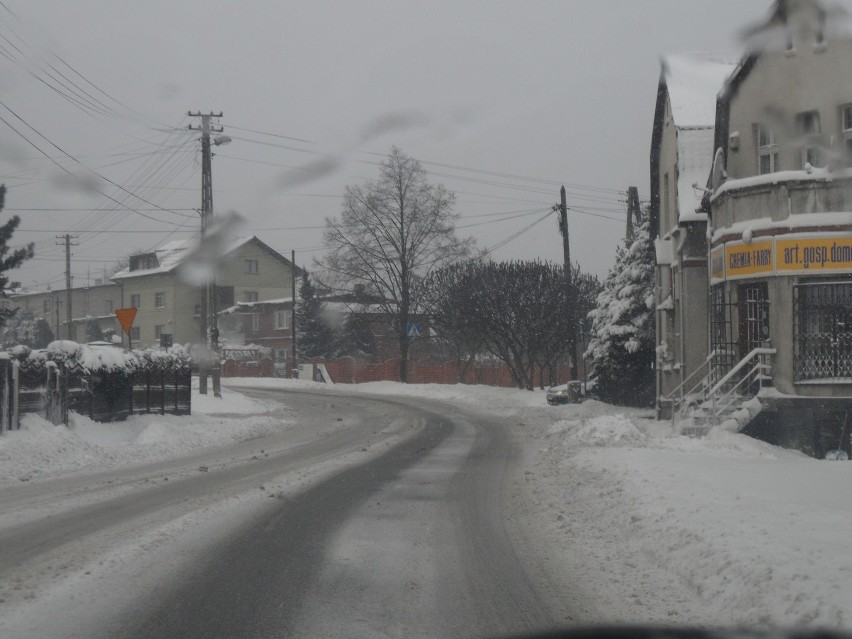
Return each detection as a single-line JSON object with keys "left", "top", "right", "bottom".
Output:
{"left": 546, "top": 381, "right": 582, "bottom": 405}
{"left": 546, "top": 379, "right": 598, "bottom": 405}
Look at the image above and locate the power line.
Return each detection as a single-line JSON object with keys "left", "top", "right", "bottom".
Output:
{"left": 0, "top": 101, "right": 197, "bottom": 224}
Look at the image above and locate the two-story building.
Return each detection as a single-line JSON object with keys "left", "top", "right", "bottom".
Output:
{"left": 706, "top": 8, "right": 852, "bottom": 453}
{"left": 650, "top": 54, "right": 736, "bottom": 418}
{"left": 9, "top": 282, "right": 121, "bottom": 342}
{"left": 106, "top": 235, "right": 298, "bottom": 349}
{"left": 4, "top": 236, "right": 298, "bottom": 350}
{"left": 655, "top": 1, "right": 852, "bottom": 455}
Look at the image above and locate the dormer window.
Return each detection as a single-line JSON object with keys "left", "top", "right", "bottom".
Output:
{"left": 756, "top": 124, "right": 779, "bottom": 175}
{"left": 129, "top": 253, "right": 159, "bottom": 271}
{"left": 796, "top": 110, "right": 825, "bottom": 168}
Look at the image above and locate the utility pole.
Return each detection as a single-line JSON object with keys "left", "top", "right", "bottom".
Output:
{"left": 626, "top": 186, "right": 641, "bottom": 242}
{"left": 188, "top": 111, "right": 223, "bottom": 397}
{"left": 556, "top": 186, "right": 577, "bottom": 380}
{"left": 290, "top": 250, "right": 297, "bottom": 378}
{"left": 56, "top": 234, "right": 78, "bottom": 340}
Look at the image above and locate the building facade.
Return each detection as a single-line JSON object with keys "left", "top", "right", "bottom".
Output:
{"left": 112, "top": 236, "right": 299, "bottom": 349}
{"left": 650, "top": 54, "right": 736, "bottom": 418}
{"left": 5, "top": 236, "right": 298, "bottom": 350}
{"left": 655, "top": 2, "right": 852, "bottom": 455}
{"left": 9, "top": 282, "right": 121, "bottom": 343}
{"left": 706, "top": 19, "right": 852, "bottom": 453}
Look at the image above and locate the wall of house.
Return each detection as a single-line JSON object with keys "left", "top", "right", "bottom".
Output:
{"left": 10, "top": 284, "right": 120, "bottom": 343}
{"left": 120, "top": 274, "right": 180, "bottom": 348}
{"left": 659, "top": 97, "right": 680, "bottom": 237}
{"left": 170, "top": 279, "right": 203, "bottom": 347}
{"left": 711, "top": 33, "right": 852, "bottom": 405}
{"left": 726, "top": 38, "right": 852, "bottom": 180}
{"left": 219, "top": 243, "right": 295, "bottom": 305}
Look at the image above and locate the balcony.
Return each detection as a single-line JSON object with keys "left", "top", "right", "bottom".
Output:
{"left": 710, "top": 168, "right": 852, "bottom": 234}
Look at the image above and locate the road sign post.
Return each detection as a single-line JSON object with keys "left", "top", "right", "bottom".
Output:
{"left": 115, "top": 307, "right": 138, "bottom": 350}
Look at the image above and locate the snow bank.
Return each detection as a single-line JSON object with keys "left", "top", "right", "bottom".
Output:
{"left": 0, "top": 386, "right": 284, "bottom": 485}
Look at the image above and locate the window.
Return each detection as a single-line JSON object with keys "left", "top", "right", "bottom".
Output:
{"left": 130, "top": 294, "right": 141, "bottom": 308}
{"left": 129, "top": 253, "right": 158, "bottom": 271}
{"left": 275, "top": 348, "right": 288, "bottom": 361}
{"left": 756, "top": 124, "right": 779, "bottom": 174}
{"left": 244, "top": 291, "right": 258, "bottom": 303}
{"left": 105, "top": 300, "right": 113, "bottom": 314}
{"left": 154, "top": 292, "right": 165, "bottom": 308}
{"left": 793, "top": 282, "right": 852, "bottom": 381}
{"left": 130, "top": 326, "right": 140, "bottom": 341}
{"left": 275, "top": 310, "right": 290, "bottom": 330}
{"left": 43, "top": 299, "right": 51, "bottom": 313}
{"left": 251, "top": 313, "right": 260, "bottom": 332}
{"left": 244, "top": 259, "right": 259, "bottom": 274}
{"left": 841, "top": 105, "right": 852, "bottom": 165}
{"left": 796, "top": 110, "right": 824, "bottom": 168}
{"left": 154, "top": 324, "right": 165, "bottom": 338}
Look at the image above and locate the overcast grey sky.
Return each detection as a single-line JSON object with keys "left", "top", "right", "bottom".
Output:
{"left": 1, "top": 1, "right": 845, "bottom": 291}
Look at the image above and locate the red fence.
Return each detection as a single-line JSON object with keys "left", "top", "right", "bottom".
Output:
{"left": 309, "top": 358, "right": 573, "bottom": 388}
{"left": 221, "top": 358, "right": 274, "bottom": 377}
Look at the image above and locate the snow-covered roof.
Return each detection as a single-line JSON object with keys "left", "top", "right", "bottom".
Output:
{"left": 660, "top": 54, "right": 736, "bottom": 224}
{"left": 662, "top": 54, "right": 736, "bottom": 128}
{"left": 677, "top": 127, "right": 716, "bottom": 222}
{"left": 111, "top": 236, "right": 262, "bottom": 280}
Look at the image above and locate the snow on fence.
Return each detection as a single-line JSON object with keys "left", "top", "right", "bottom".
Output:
{"left": 0, "top": 340, "right": 191, "bottom": 432}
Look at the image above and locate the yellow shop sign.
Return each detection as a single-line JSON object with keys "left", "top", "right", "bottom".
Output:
{"left": 777, "top": 237, "right": 852, "bottom": 273}
{"left": 724, "top": 241, "right": 774, "bottom": 279}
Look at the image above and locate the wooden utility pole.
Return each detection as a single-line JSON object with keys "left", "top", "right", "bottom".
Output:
{"left": 56, "top": 234, "right": 78, "bottom": 340}
{"left": 290, "top": 250, "right": 297, "bottom": 378}
{"left": 626, "top": 186, "right": 641, "bottom": 242}
{"left": 557, "top": 186, "right": 578, "bottom": 379}
{"left": 188, "top": 111, "right": 223, "bottom": 397}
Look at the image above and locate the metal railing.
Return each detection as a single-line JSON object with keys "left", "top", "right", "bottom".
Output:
{"left": 665, "top": 347, "right": 775, "bottom": 427}
{"left": 705, "top": 348, "right": 774, "bottom": 425}
{"left": 664, "top": 356, "right": 712, "bottom": 423}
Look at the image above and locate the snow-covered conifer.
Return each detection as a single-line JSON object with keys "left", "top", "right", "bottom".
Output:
{"left": 585, "top": 217, "right": 655, "bottom": 406}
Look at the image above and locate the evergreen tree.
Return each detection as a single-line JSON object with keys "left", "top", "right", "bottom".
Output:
{"left": 0, "top": 186, "right": 34, "bottom": 328}
{"left": 84, "top": 316, "right": 104, "bottom": 342}
{"left": 336, "top": 310, "right": 377, "bottom": 359}
{"left": 295, "top": 273, "right": 337, "bottom": 358}
{"left": 585, "top": 216, "right": 656, "bottom": 406}
{"left": 2, "top": 307, "right": 36, "bottom": 347}
{"left": 32, "top": 317, "right": 54, "bottom": 349}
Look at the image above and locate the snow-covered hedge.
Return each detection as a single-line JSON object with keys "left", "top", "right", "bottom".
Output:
{"left": 7, "top": 340, "right": 191, "bottom": 374}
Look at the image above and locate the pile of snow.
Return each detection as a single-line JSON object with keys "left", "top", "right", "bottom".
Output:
{"left": 0, "top": 385, "right": 283, "bottom": 485}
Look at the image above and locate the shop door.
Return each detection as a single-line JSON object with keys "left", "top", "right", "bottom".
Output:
{"left": 739, "top": 282, "right": 769, "bottom": 360}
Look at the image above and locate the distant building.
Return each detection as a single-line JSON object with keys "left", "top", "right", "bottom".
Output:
{"left": 6, "top": 235, "right": 299, "bottom": 350}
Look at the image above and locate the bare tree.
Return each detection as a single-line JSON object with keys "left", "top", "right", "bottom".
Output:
{"left": 426, "top": 260, "right": 600, "bottom": 390}
{"left": 318, "top": 148, "right": 475, "bottom": 382}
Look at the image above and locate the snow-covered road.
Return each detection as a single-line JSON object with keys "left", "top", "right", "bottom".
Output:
{"left": 1, "top": 378, "right": 852, "bottom": 636}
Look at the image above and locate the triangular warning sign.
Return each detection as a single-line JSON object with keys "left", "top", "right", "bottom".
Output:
{"left": 115, "top": 307, "right": 138, "bottom": 335}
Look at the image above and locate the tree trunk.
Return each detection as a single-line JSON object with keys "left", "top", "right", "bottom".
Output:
{"left": 398, "top": 331, "right": 409, "bottom": 383}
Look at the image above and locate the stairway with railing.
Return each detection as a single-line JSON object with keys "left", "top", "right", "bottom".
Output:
{"left": 663, "top": 347, "right": 776, "bottom": 435}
